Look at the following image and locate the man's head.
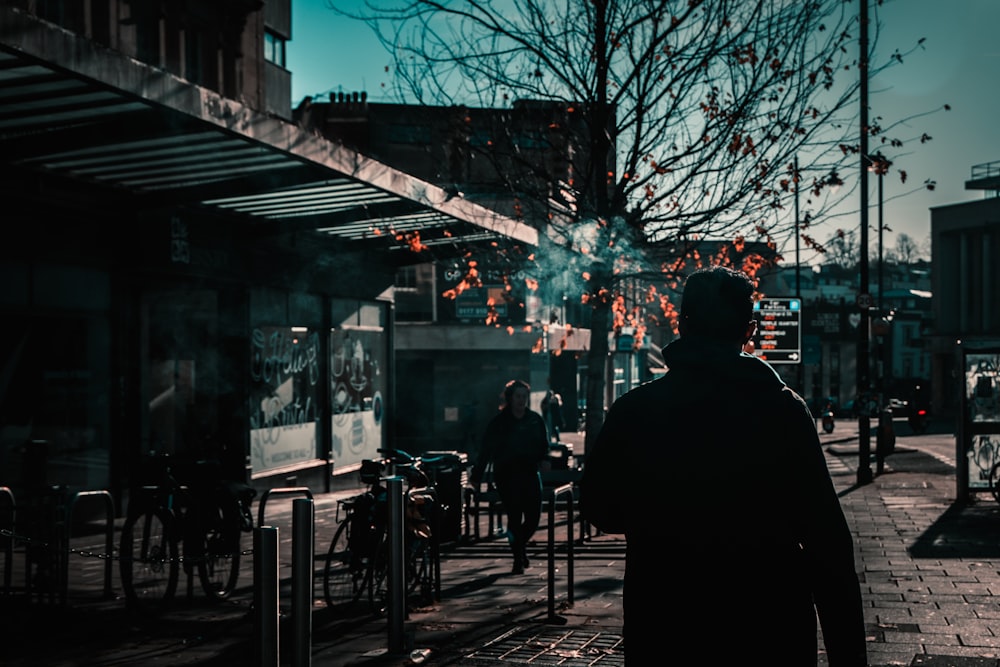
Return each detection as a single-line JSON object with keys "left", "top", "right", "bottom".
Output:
{"left": 678, "top": 266, "right": 757, "bottom": 346}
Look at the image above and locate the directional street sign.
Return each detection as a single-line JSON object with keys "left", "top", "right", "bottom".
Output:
{"left": 753, "top": 297, "right": 802, "bottom": 364}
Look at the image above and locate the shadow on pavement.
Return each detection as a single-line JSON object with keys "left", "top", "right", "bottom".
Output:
{"left": 910, "top": 500, "right": 1000, "bottom": 559}
{"left": 882, "top": 447, "right": 1000, "bottom": 559}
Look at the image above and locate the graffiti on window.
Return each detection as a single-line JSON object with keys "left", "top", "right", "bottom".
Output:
{"left": 249, "top": 327, "right": 319, "bottom": 472}
{"left": 966, "top": 354, "right": 1000, "bottom": 423}
{"left": 330, "top": 327, "right": 384, "bottom": 466}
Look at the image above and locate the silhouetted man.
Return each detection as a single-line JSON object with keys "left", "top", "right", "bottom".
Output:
{"left": 580, "top": 266, "right": 867, "bottom": 666}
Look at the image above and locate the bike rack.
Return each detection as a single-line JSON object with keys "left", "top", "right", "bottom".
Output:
{"left": 5, "top": 485, "right": 112, "bottom": 605}
{"left": 256, "top": 486, "right": 314, "bottom": 528}
{"left": 63, "top": 490, "right": 115, "bottom": 604}
{"left": 21, "top": 484, "right": 68, "bottom": 605}
{"left": 544, "top": 482, "right": 576, "bottom": 624}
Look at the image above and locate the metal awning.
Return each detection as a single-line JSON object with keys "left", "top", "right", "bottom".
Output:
{"left": 0, "top": 7, "right": 536, "bottom": 258}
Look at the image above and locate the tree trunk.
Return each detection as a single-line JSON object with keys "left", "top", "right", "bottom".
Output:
{"left": 583, "top": 268, "right": 612, "bottom": 454}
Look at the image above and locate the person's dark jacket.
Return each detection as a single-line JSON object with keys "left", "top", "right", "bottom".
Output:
{"left": 579, "top": 337, "right": 867, "bottom": 666}
{"left": 471, "top": 407, "right": 549, "bottom": 487}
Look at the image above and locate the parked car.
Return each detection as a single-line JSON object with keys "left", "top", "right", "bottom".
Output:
{"left": 888, "top": 397, "right": 909, "bottom": 411}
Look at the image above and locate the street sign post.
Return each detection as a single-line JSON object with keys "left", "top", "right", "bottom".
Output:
{"left": 753, "top": 298, "right": 802, "bottom": 364}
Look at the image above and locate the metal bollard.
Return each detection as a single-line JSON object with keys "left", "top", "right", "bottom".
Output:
{"left": 876, "top": 407, "right": 896, "bottom": 474}
{"left": 387, "top": 476, "right": 406, "bottom": 654}
{"left": 291, "top": 498, "right": 314, "bottom": 667}
{"left": 254, "top": 526, "right": 280, "bottom": 667}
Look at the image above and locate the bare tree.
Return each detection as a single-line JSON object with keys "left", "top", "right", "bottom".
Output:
{"left": 826, "top": 227, "right": 861, "bottom": 271}
{"left": 890, "top": 232, "right": 924, "bottom": 264}
{"left": 327, "top": 0, "right": 939, "bottom": 446}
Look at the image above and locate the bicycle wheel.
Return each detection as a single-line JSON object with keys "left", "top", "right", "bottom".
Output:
{"left": 991, "top": 462, "right": 1000, "bottom": 505}
{"left": 323, "top": 520, "right": 368, "bottom": 610}
{"left": 120, "top": 506, "right": 178, "bottom": 615}
{"left": 197, "top": 498, "right": 243, "bottom": 600}
{"left": 370, "top": 534, "right": 432, "bottom": 612}
{"left": 368, "top": 534, "right": 390, "bottom": 614}
{"left": 407, "top": 537, "right": 434, "bottom": 607}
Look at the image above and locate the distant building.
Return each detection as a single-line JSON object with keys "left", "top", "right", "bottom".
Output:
{"left": 748, "top": 256, "right": 933, "bottom": 414}
{"left": 930, "top": 160, "right": 1000, "bottom": 417}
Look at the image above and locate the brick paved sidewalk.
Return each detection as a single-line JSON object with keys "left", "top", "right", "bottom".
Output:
{"left": 9, "top": 428, "right": 1000, "bottom": 666}
{"left": 1, "top": 464, "right": 627, "bottom": 667}
{"left": 824, "top": 432, "right": 1000, "bottom": 667}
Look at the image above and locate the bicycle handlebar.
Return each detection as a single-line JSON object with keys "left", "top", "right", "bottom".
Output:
{"left": 376, "top": 447, "right": 417, "bottom": 465}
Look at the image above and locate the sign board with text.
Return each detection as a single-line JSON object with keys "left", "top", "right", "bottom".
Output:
{"left": 753, "top": 298, "right": 801, "bottom": 364}
{"left": 455, "top": 285, "right": 509, "bottom": 319}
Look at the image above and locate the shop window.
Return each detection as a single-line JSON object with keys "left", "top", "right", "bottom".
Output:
{"left": 0, "top": 315, "right": 110, "bottom": 497}
{"left": 141, "top": 290, "right": 220, "bottom": 461}
{"left": 247, "top": 287, "right": 322, "bottom": 476}
{"left": 248, "top": 325, "right": 320, "bottom": 474}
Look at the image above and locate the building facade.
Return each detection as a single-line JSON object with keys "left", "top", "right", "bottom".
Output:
{"left": 296, "top": 97, "right": 596, "bottom": 454}
{"left": 0, "top": 1, "right": 535, "bottom": 509}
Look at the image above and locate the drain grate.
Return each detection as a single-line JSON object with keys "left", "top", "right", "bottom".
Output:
{"left": 465, "top": 626, "right": 624, "bottom": 665}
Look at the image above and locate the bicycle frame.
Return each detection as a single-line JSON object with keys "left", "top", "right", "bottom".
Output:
{"left": 119, "top": 455, "right": 255, "bottom": 615}
{"left": 323, "top": 448, "right": 440, "bottom": 611}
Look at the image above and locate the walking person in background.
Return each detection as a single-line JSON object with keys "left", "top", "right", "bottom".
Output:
{"left": 541, "top": 387, "right": 565, "bottom": 442}
{"left": 471, "top": 379, "right": 550, "bottom": 574}
{"left": 580, "top": 266, "right": 868, "bottom": 666}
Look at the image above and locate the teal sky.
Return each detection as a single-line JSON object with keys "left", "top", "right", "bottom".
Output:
{"left": 287, "top": 0, "right": 1000, "bottom": 260}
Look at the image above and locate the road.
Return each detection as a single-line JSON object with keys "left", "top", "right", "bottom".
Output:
{"left": 898, "top": 430, "right": 957, "bottom": 469}
{"left": 827, "top": 415, "right": 1000, "bottom": 506}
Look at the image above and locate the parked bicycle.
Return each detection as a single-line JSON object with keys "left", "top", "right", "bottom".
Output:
{"left": 118, "top": 453, "right": 256, "bottom": 615}
{"left": 322, "top": 448, "right": 440, "bottom": 615}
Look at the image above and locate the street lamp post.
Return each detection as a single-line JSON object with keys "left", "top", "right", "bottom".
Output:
{"left": 794, "top": 157, "right": 804, "bottom": 396}
{"left": 856, "top": 0, "right": 873, "bottom": 485}
{"left": 878, "top": 156, "right": 885, "bottom": 316}
{"left": 870, "top": 150, "right": 895, "bottom": 475}
{"left": 871, "top": 152, "right": 892, "bottom": 399}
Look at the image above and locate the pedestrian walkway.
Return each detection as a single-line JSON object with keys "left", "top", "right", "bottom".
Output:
{"left": 818, "top": 426, "right": 1000, "bottom": 667}
{"left": 1, "top": 430, "right": 625, "bottom": 667}
{"left": 7, "top": 427, "right": 1000, "bottom": 666}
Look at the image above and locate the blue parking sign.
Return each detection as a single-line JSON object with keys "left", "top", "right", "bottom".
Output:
{"left": 753, "top": 298, "right": 802, "bottom": 364}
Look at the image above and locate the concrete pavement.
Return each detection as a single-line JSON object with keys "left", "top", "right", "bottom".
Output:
{"left": 8, "top": 425, "right": 1000, "bottom": 666}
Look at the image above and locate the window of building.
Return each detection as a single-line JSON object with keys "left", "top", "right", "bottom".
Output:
{"left": 185, "top": 30, "right": 209, "bottom": 88}
{"left": 396, "top": 265, "right": 418, "bottom": 291}
{"left": 264, "top": 30, "right": 286, "bottom": 68}
{"left": 394, "top": 264, "right": 436, "bottom": 322}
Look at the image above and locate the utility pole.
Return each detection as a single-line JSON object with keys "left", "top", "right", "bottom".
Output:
{"left": 877, "top": 156, "right": 884, "bottom": 314}
{"left": 794, "top": 157, "right": 804, "bottom": 396}
{"left": 857, "top": 0, "right": 874, "bottom": 485}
